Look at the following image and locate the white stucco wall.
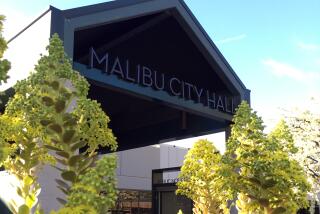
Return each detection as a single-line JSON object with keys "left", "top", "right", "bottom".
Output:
{"left": 115, "top": 144, "right": 188, "bottom": 191}
{"left": 116, "top": 145, "right": 160, "bottom": 190}
{"left": 37, "top": 164, "right": 65, "bottom": 213}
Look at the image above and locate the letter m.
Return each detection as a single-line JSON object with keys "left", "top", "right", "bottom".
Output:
{"left": 89, "top": 47, "right": 108, "bottom": 71}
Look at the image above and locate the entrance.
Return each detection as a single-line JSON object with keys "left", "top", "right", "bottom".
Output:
{"left": 49, "top": 0, "right": 250, "bottom": 212}
{"left": 152, "top": 168, "right": 192, "bottom": 214}
{"left": 2, "top": 0, "right": 251, "bottom": 213}
{"left": 50, "top": 0, "right": 251, "bottom": 151}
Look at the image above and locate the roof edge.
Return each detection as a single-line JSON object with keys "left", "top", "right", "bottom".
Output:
{"left": 62, "top": 0, "right": 155, "bottom": 18}
{"left": 177, "top": 0, "right": 248, "bottom": 91}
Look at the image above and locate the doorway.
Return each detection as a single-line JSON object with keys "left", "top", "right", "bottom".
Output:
{"left": 152, "top": 168, "right": 192, "bottom": 214}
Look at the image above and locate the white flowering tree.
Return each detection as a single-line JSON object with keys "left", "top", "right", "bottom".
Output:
{"left": 285, "top": 98, "right": 320, "bottom": 213}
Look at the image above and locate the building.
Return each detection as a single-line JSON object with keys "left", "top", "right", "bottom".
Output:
{"left": 1, "top": 0, "right": 250, "bottom": 213}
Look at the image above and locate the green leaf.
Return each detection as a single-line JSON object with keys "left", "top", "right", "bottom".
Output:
{"left": 63, "top": 130, "right": 75, "bottom": 143}
{"left": 69, "top": 155, "right": 82, "bottom": 166}
{"left": 23, "top": 176, "right": 34, "bottom": 186}
{"left": 48, "top": 123, "right": 62, "bottom": 134}
{"left": 258, "top": 198, "right": 269, "bottom": 207}
{"left": 262, "top": 179, "right": 277, "bottom": 189}
{"left": 18, "top": 204, "right": 30, "bottom": 214}
{"left": 62, "top": 113, "right": 72, "bottom": 121}
{"left": 272, "top": 207, "right": 286, "bottom": 214}
{"left": 55, "top": 100, "right": 65, "bottom": 113}
{"left": 40, "top": 119, "right": 52, "bottom": 126}
{"left": 61, "top": 170, "right": 76, "bottom": 182}
{"left": 50, "top": 80, "right": 60, "bottom": 90}
{"left": 52, "top": 165, "right": 64, "bottom": 172}
{"left": 57, "top": 186, "right": 69, "bottom": 195}
{"left": 30, "top": 159, "right": 39, "bottom": 168}
{"left": 17, "top": 187, "right": 23, "bottom": 197}
{"left": 63, "top": 118, "right": 77, "bottom": 127}
{"left": 79, "top": 157, "right": 94, "bottom": 174}
{"left": 56, "top": 198, "right": 67, "bottom": 205}
{"left": 20, "top": 151, "right": 29, "bottom": 161}
{"left": 42, "top": 96, "right": 54, "bottom": 106}
{"left": 55, "top": 179, "right": 70, "bottom": 190}
{"left": 71, "top": 141, "right": 87, "bottom": 151}
{"left": 56, "top": 151, "right": 70, "bottom": 159}
{"left": 8, "top": 204, "right": 16, "bottom": 214}
{"left": 44, "top": 145, "right": 62, "bottom": 152}
{"left": 56, "top": 158, "right": 67, "bottom": 165}
{"left": 26, "top": 195, "right": 36, "bottom": 207}
{"left": 248, "top": 177, "right": 261, "bottom": 185}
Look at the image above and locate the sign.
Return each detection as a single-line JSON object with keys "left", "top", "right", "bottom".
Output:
{"left": 89, "top": 47, "right": 236, "bottom": 114}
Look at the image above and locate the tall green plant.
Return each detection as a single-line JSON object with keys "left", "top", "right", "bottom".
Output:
{"left": 225, "top": 101, "right": 310, "bottom": 214}
{"left": 176, "top": 139, "right": 232, "bottom": 213}
{"left": 3, "top": 122, "right": 54, "bottom": 214}
{"left": 62, "top": 155, "right": 117, "bottom": 213}
{"left": 1, "top": 34, "right": 118, "bottom": 214}
{"left": 0, "top": 20, "right": 45, "bottom": 214}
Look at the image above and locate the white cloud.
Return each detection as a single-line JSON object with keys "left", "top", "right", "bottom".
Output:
{"left": 297, "top": 42, "right": 320, "bottom": 51}
{"left": 262, "top": 59, "right": 320, "bottom": 82}
{"left": 216, "top": 34, "right": 247, "bottom": 44}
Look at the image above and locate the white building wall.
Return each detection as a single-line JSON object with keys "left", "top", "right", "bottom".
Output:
{"left": 116, "top": 145, "right": 160, "bottom": 190}
{"left": 37, "top": 164, "right": 65, "bottom": 213}
{"left": 115, "top": 144, "right": 188, "bottom": 191}
{"left": 160, "top": 144, "right": 188, "bottom": 168}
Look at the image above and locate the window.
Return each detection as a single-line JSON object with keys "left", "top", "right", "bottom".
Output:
{"left": 111, "top": 189, "right": 152, "bottom": 214}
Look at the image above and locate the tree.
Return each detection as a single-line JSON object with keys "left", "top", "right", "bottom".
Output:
{"left": 0, "top": 15, "right": 10, "bottom": 87}
{"left": 0, "top": 34, "right": 118, "bottom": 214}
{"left": 225, "top": 101, "right": 310, "bottom": 214}
{"left": 285, "top": 100, "right": 320, "bottom": 212}
{"left": 0, "top": 15, "right": 11, "bottom": 164}
{"left": 176, "top": 139, "right": 232, "bottom": 214}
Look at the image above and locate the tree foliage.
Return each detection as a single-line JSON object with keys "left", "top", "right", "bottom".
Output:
{"left": 0, "top": 34, "right": 118, "bottom": 214}
{"left": 64, "top": 155, "right": 117, "bottom": 213}
{"left": 225, "top": 101, "right": 310, "bottom": 214}
{"left": 0, "top": 15, "right": 10, "bottom": 86}
{"left": 285, "top": 101, "right": 320, "bottom": 211}
{"left": 178, "top": 102, "right": 311, "bottom": 214}
{"left": 0, "top": 15, "right": 11, "bottom": 164}
{"left": 176, "top": 139, "right": 232, "bottom": 213}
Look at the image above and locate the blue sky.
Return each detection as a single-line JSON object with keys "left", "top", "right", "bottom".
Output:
{"left": 1, "top": 0, "right": 320, "bottom": 130}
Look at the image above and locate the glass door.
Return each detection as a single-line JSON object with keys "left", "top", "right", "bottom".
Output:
{"left": 157, "top": 190, "right": 192, "bottom": 214}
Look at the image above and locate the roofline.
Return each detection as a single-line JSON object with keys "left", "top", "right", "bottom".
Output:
{"left": 62, "top": 0, "right": 154, "bottom": 18}
{"left": 6, "top": 0, "right": 249, "bottom": 94}
{"left": 57, "top": 0, "right": 248, "bottom": 92}
{"left": 177, "top": 0, "right": 247, "bottom": 90}
{"left": 7, "top": 8, "right": 51, "bottom": 44}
